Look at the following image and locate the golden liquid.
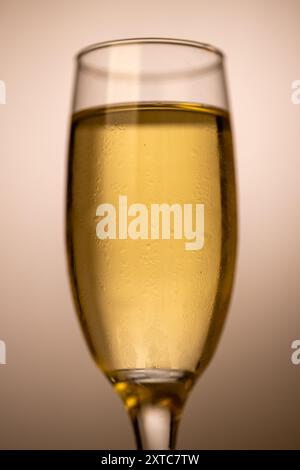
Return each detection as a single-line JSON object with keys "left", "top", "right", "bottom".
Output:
{"left": 67, "top": 102, "right": 236, "bottom": 410}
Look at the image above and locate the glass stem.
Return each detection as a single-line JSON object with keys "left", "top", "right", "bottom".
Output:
{"left": 130, "top": 404, "right": 180, "bottom": 450}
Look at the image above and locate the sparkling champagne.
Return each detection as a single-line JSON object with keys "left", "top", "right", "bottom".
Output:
{"left": 67, "top": 102, "right": 236, "bottom": 411}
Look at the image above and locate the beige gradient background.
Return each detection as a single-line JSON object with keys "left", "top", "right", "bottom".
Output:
{"left": 0, "top": 0, "right": 299, "bottom": 449}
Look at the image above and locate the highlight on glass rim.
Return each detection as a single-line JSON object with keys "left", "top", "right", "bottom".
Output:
{"left": 66, "top": 38, "right": 237, "bottom": 450}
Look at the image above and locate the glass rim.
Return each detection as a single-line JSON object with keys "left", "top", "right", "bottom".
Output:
{"left": 76, "top": 37, "right": 225, "bottom": 61}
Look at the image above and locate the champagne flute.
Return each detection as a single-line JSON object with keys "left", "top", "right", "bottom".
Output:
{"left": 66, "top": 38, "right": 237, "bottom": 450}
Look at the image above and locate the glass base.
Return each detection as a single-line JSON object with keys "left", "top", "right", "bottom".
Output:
{"left": 109, "top": 369, "right": 195, "bottom": 449}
